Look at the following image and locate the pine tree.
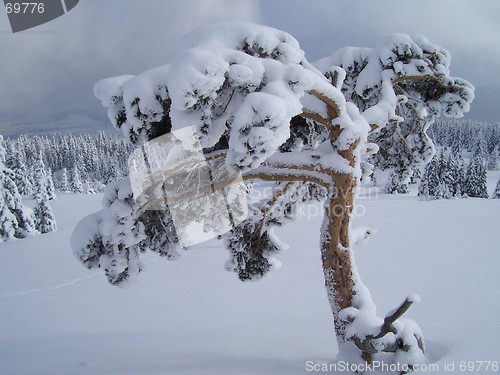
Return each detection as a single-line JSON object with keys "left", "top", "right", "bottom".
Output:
{"left": 83, "top": 181, "right": 96, "bottom": 195}
{"left": 70, "top": 164, "right": 83, "bottom": 193}
{"left": 34, "top": 189, "right": 57, "bottom": 234}
{"left": 32, "top": 157, "right": 49, "bottom": 200}
{"left": 0, "top": 186, "right": 17, "bottom": 240}
{"left": 439, "top": 150, "right": 455, "bottom": 199}
{"left": 418, "top": 155, "right": 442, "bottom": 199}
{"left": 385, "top": 172, "right": 400, "bottom": 194}
{"left": 464, "top": 152, "right": 488, "bottom": 198}
{"left": 492, "top": 177, "right": 500, "bottom": 199}
{"left": 475, "top": 136, "right": 487, "bottom": 160}
{"left": 1, "top": 136, "right": 36, "bottom": 240}
{"left": 46, "top": 168, "right": 57, "bottom": 200}
{"left": 409, "top": 167, "right": 421, "bottom": 185}
{"left": 448, "top": 147, "right": 466, "bottom": 197}
{"left": 9, "top": 147, "right": 33, "bottom": 196}
{"left": 60, "top": 168, "right": 70, "bottom": 192}
{"left": 487, "top": 145, "right": 499, "bottom": 171}
{"left": 316, "top": 34, "right": 474, "bottom": 194}
{"left": 72, "top": 24, "right": 480, "bottom": 365}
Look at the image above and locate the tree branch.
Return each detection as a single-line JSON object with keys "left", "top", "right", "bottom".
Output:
{"left": 307, "top": 89, "right": 340, "bottom": 120}
{"left": 353, "top": 296, "right": 420, "bottom": 360}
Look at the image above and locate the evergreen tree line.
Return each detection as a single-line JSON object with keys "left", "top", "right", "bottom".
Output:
{"left": 381, "top": 119, "right": 500, "bottom": 198}
{"left": 4, "top": 132, "right": 133, "bottom": 194}
{"left": 1, "top": 135, "right": 56, "bottom": 241}
{"left": 1, "top": 132, "right": 132, "bottom": 241}
{"left": 429, "top": 119, "right": 500, "bottom": 159}
{"left": 418, "top": 144, "right": 499, "bottom": 200}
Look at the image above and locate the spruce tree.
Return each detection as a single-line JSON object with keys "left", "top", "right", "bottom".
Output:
{"left": 448, "top": 147, "right": 466, "bottom": 197}
{"left": 409, "top": 167, "right": 421, "bottom": 185}
{"left": 0, "top": 136, "right": 36, "bottom": 239}
{"left": 60, "top": 168, "right": 70, "bottom": 192}
{"left": 487, "top": 145, "right": 499, "bottom": 171}
{"left": 418, "top": 155, "right": 442, "bottom": 199}
{"left": 34, "top": 189, "right": 57, "bottom": 234}
{"left": 440, "top": 150, "right": 455, "bottom": 199}
{"left": 464, "top": 152, "right": 488, "bottom": 198}
{"left": 46, "top": 168, "right": 57, "bottom": 200}
{"left": 9, "top": 148, "right": 33, "bottom": 196}
{"left": 70, "top": 164, "right": 83, "bottom": 193}
{"left": 385, "top": 172, "right": 399, "bottom": 194}
{"left": 33, "top": 157, "right": 49, "bottom": 200}
{"left": 83, "top": 181, "right": 96, "bottom": 195}
{"left": 0, "top": 184, "right": 17, "bottom": 240}
{"left": 492, "top": 177, "right": 500, "bottom": 199}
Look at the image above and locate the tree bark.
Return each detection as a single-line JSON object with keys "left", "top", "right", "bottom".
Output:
{"left": 320, "top": 169, "right": 357, "bottom": 341}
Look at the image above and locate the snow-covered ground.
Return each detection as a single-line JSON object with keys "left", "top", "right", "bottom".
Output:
{"left": 1, "top": 175, "right": 499, "bottom": 375}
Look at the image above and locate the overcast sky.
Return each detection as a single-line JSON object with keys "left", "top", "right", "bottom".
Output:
{"left": 0, "top": 0, "right": 499, "bottom": 127}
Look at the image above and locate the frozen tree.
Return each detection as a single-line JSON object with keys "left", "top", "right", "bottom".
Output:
{"left": 385, "top": 171, "right": 402, "bottom": 194}
{"left": 487, "top": 145, "right": 499, "bottom": 171}
{"left": 409, "top": 167, "right": 421, "bottom": 185}
{"left": 464, "top": 151, "right": 488, "bottom": 198}
{"left": 447, "top": 147, "right": 465, "bottom": 197}
{"left": 0, "top": 193, "right": 17, "bottom": 240}
{"left": 70, "top": 23, "right": 474, "bottom": 367}
{"left": 0, "top": 136, "right": 36, "bottom": 240}
{"left": 492, "top": 177, "right": 500, "bottom": 199}
{"left": 437, "top": 150, "right": 452, "bottom": 199}
{"left": 82, "top": 181, "right": 96, "bottom": 195}
{"left": 46, "top": 168, "right": 57, "bottom": 200}
{"left": 418, "top": 155, "right": 442, "bottom": 199}
{"left": 475, "top": 136, "right": 487, "bottom": 160}
{"left": 60, "top": 168, "right": 70, "bottom": 192}
{"left": 32, "top": 157, "right": 50, "bottom": 200}
{"left": 33, "top": 189, "right": 57, "bottom": 234}
{"left": 314, "top": 34, "right": 474, "bottom": 194}
{"left": 8, "top": 147, "right": 32, "bottom": 196}
{"left": 70, "top": 164, "right": 83, "bottom": 193}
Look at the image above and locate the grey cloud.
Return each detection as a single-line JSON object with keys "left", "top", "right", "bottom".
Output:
{"left": 0, "top": 0, "right": 261, "bottom": 122}
{"left": 0, "top": 0, "right": 498, "bottom": 127}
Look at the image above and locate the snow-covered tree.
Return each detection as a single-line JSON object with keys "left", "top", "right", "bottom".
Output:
{"left": 0, "top": 136, "right": 36, "bottom": 240}
{"left": 447, "top": 147, "right": 465, "bottom": 197}
{"left": 385, "top": 171, "right": 403, "bottom": 194}
{"left": 409, "top": 167, "right": 421, "bottom": 185}
{"left": 32, "top": 156, "right": 49, "bottom": 200}
{"left": 487, "top": 145, "right": 499, "bottom": 171}
{"left": 70, "top": 23, "right": 481, "bottom": 366}
{"left": 82, "top": 181, "right": 96, "bottom": 195}
{"left": 464, "top": 151, "right": 488, "bottom": 198}
{"left": 8, "top": 147, "right": 32, "bottom": 196}
{"left": 0, "top": 193, "right": 18, "bottom": 240}
{"left": 418, "top": 154, "right": 442, "bottom": 199}
{"left": 46, "top": 168, "right": 57, "bottom": 200}
{"left": 492, "top": 177, "right": 500, "bottom": 199}
{"left": 314, "top": 34, "right": 474, "bottom": 193}
{"left": 33, "top": 189, "right": 57, "bottom": 234}
{"left": 59, "top": 168, "right": 70, "bottom": 192}
{"left": 70, "top": 164, "right": 83, "bottom": 193}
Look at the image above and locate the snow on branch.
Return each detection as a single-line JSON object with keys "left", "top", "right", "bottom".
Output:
{"left": 94, "top": 22, "right": 363, "bottom": 172}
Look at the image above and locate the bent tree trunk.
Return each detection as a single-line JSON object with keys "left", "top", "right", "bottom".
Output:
{"left": 321, "top": 171, "right": 356, "bottom": 342}
{"left": 319, "top": 134, "right": 424, "bottom": 367}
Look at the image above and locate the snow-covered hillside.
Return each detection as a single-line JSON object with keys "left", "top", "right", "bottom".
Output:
{"left": 1, "top": 181, "right": 499, "bottom": 374}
